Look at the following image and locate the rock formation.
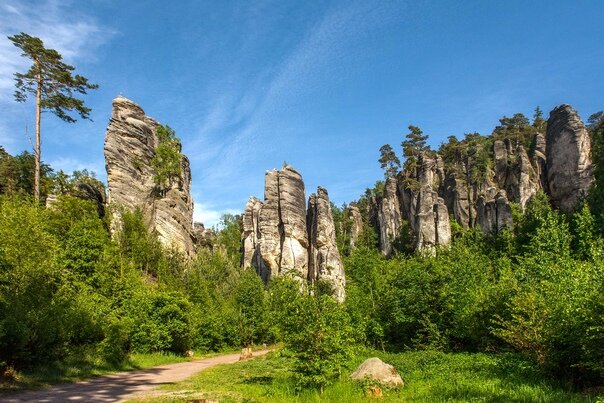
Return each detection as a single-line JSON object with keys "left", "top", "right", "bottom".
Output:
{"left": 546, "top": 104, "right": 593, "bottom": 211}
{"left": 383, "top": 153, "right": 452, "bottom": 254}
{"left": 104, "top": 96, "right": 196, "bottom": 256}
{"left": 242, "top": 165, "right": 345, "bottom": 301}
{"left": 368, "top": 104, "right": 595, "bottom": 252}
{"left": 476, "top": 190, "right": 513, "bottom": 234}
{"left": 376, "top": 177, "right": 402, "bottom": 256}
{"left": 307, "top": 187, "right": 346, "bottom": 302}
{"left": 346, "top": 205, "right": 364, "bottom": 249}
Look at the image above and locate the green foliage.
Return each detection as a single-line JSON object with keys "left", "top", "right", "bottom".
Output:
{"left": 274, "top": 282, "right": 356, "bottom": 391}
{"left": 128, "top": 291, "right": 193, "bottom": 354}
{"left": 235, "top": 268, "right": 267, "bottom": 347}
{"left": 8, "top": 32, "right": 98, "bottom": 123}
{"left": 154, "top": 349, "right": 595, "bottom": 402}
{"left": 378, "top": 144, "right": 400, "bottom": 179}
{"left": 401, "top": 125, "right": 429, "bottom": 172}
{"left": 492, "top": 112, "right": 537, "bottom": 148}
{"left": 151, "top": 125, "right": 182, "bottom": 190}
{"left": 215, "top": 213, "right": 243, "bottom": 267}
{"left": 0, "top": 151, "right": 53, "bottom": 197}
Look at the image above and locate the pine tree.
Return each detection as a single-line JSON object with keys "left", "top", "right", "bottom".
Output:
{"left": 378, "top": 144, "right": 401, "bottom": 178}
{"left": 401, "top": 125, "right": 429, "bottom": 170}
{"left": 532, "top": 106, "right": 546, "bottom": 132}
{"left": 8, "top": 32, "right": 98, "bottom": 202}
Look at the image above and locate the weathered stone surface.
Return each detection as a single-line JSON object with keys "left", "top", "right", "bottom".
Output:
{"left": 193, "top": 222, "right": 215, "bottom": 249}
{"left": 401, "top": 154, "right": 451, "bottom": 252}
{"left": 533, "top": 133, "right": 548, "bottom": 190}
{"left": 242, "top": 165, "right": 345, "bottom": 301}
{"left": 277, "top": 166, "right": 309, "bottom": 278}
{"left": 444, "top": 171, "right": 473, "bottom": 229}
{"left": 244, "top": 166, "right": 309, "bottom": 281}
{"left": 377, "top": 177, "right": 403, "bottom": 256}
{"left": 546, "top": 104, "right": 593, "bottom": 211}
{"left": 476, "top": 190, "right": 513, "bottom": 234}
{"left": 350, "top": 357, "right": 404, "bottom": 388}
{"left": 104, "top": 96, "right": 196, "bottom": 255}
{"left": 241, "top": 197, "right": 262, "bottom": 270}
{"left": 346, "top": 205, "right": 363, "bottom": 249}
{"left": 307, "top": 187, "right": 346, "bottom": 302}
{"left": 493, "top": 140, "right": 539, "bottom": 209}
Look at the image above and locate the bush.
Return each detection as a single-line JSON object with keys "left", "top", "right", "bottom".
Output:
{"left": 272, "top": 280, "right": 355, "bottom": 392}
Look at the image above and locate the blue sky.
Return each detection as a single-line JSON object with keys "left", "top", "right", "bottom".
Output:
{"left": 1, "top": 0, "right": 603, "bottom": 226}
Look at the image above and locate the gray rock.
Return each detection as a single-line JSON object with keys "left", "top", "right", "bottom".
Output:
{"left": 307, "top": 187, "right": 346, "bottom": 302}
{"left": 242, "top": 165, "right": 345, "bottom": 301}
{"left": 377, "top": 177, "right": 403, "bottom": 256}
{"left": 402, "top": 154, "right": 451, "bottom": 252}
{"left": 346, "top": 205, "right": 363, "bottom": 249}
{"left": 532, "top": 133, "right": 548, "bottom": 190}
{"left": 241, "top": 197, "right": 263, "bottom": 270}
{"left": 546, "top": 104, "right": 593, "bottom": 211}
{"left": 476, "top": 190, "right": 513, "bottom": 234}
{"left": 350, "top": 357, "right": 404, "bottom": 388}
{"left": 104, "top": 96, "right": 196, "bottom": 256}
{"left": 193, "top": 222, "right": 215, "bottom": 249}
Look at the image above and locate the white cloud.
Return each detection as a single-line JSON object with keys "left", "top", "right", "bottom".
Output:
{"left": 47, "top": 156, "right": 106, "bottom": 180}
{"left": 190, "top": 1, "right": 404, "bottom": 188}
{"left": 193, "top": 202, "right": 240, "bottom": 229}
{"left": 0, "top": 0, "right": 115, "bottom": 103}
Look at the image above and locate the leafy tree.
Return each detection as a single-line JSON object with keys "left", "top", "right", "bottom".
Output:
{"left": 8, "top": 33, "right": 98, "bottom": 202}
{"left": 0, "top": 151, "right": 53, "bottom": 197}
{"left": 235, "top": 268, "right": 267, "bottom": 347}
{"left": 378, "top": 144, "right": 401, "bottom": 178}
{"left": 151, "top": 125, "right": 182, "bottom": 190}
{"left": 273, "top": 281, "right": 355, "bottom": 392}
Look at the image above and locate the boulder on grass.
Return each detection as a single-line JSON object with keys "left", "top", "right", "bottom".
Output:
{"left": 350, "top": 357, "right": 404, "bottom": 388}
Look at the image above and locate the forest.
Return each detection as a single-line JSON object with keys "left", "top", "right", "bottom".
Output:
{"left": 0, "top": 106, "right": 603, "bottom": 401}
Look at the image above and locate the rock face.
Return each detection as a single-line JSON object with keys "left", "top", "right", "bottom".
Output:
{"left": 368, "top": 104, "right": 594, "bottom": 252}
{"left": 476, "top": 190, "right": 514, "bottom": 234}
{"left": 377, "top": 177, "right": 402, "bottom": 256}
{"left": 242, "top": 165, "right": 345, "bottom": 300}
{"left": 546, "top": 104, "right": 593, "bottom": 211}
{"left": 494, "top": 140, "right": 539, "bottom": 209}
{"left": 308, "top": 187, "right": 346, "bottom": 302}
{"left": 346, "top": 205, "right": 364, "bottom": 249}
{"left": 350, "top": 357, "right": 404, "bottom": 388}
{"left": 104, "top": 96, "right": 196, "bottom": 256}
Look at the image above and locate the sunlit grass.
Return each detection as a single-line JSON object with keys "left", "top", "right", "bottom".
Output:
{"left": 133, "top": 349, "right": 601, "bottom": 402}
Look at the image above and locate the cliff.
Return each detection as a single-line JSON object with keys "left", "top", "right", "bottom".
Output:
{"left": 104, "top": 96, "right": 196, "bottom": 256}
{"left": 242, "top": 165, "right": 346, "bottom": 301}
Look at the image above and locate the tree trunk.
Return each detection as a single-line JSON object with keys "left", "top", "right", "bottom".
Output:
{"left": 34, "top": 69, "right": 42, "bottom": 203}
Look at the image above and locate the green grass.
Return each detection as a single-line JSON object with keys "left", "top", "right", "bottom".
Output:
{"left": 0, "top": 347, "right": 196, "bottom": 393}
{"left": 132, "top": 349, "right": 603, "bottom": 402}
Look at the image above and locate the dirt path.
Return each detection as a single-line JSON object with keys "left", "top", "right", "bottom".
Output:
{"left": 2, "top": 350, "right": 270, "bottom": 402}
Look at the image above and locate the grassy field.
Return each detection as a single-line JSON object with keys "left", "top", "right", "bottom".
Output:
{"left": 131, "top": 349, "right": 603, "bottom": 402}
{"left": 0, "top": 347, "right": 199, "bottom": 393}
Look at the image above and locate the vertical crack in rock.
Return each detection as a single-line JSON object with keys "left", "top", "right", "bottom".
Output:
{"left": 307, "top": 187, "right": 346, "bottom": 302}
{"left": 546, "top": 104, "right": 593, "bottom": 211}
{"left": 104, "top": 96, "right": 196, "bottom": 256}
{"left": 241, "top": 165, "right": 345, "bottom": 301}
{"left": 377, "top": 177, "right": 403, "bottom": 256}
